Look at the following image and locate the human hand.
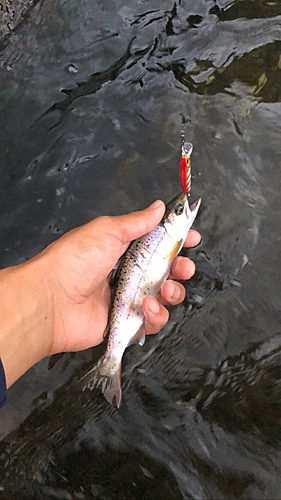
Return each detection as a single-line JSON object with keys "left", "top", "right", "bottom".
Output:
{"left": 43, "top": 200, "right": 201, "bottom": 357}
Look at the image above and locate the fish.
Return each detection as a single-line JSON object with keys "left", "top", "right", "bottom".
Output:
{"left": 77, "top": 192, "right": 201, "bottom": 407}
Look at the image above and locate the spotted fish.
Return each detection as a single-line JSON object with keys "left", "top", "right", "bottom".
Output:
{"left": 77, "top": 192, "right": 201, "bottom": 407}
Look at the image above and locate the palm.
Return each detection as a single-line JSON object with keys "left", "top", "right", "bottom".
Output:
{"left": 49, "top": 218, "right": 127, "bottom": 355}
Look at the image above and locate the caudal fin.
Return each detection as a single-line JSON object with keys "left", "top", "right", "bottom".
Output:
{"left": 76, "top": 358, "right": 122, "bottom": 408}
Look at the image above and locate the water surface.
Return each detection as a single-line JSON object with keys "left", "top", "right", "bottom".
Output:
{"left": 0, "top": 0, "right": 281, "bottom": 498}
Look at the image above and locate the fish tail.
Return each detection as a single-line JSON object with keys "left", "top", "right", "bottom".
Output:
{"left": 76, "top": 357, "right": 122, "bottom": 408}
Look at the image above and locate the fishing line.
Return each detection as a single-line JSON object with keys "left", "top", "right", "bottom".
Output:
{"left": 163, "top": 2, "right": 194, "bottom": 196}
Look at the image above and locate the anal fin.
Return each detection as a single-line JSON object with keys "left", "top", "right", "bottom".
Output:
{"left": 130, "top": 325, "right": 146, "bottom": 346}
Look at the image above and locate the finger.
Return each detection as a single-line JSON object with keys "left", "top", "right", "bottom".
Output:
{"left": 161, "top": 280, "right": 186, "bottom": 305}
{"left": 142, "top": 296, "right": 169, "bottom": 335}
{"left": 183, "top": 229, "right": 201, "bottom": 248}
{"left": 169, "top": 256, "right": 196, "bottom": 280}
{"left": 112, "top": 200, "right": 165, "bottom": 244}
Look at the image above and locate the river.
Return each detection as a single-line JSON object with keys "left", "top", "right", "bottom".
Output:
{"left": 0, "top": 0, "right": 281, "bottom": 498}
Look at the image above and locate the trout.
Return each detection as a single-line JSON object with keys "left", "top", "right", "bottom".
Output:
{"left": 78, "top": 193, "right": 201, "bottom": 407}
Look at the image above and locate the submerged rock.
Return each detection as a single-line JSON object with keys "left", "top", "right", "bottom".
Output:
{"left": 0, "top": 0, "right": 37, "bottom": 42}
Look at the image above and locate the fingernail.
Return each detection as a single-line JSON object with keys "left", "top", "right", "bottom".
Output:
{"left": 171, "top": 285, "right": 181, "bottom": 301}
{"left": 148, "top": 200, "right": 163, "bottom": 211}
{"left": 147, "top": 298, "right": 160, "bottom": 314}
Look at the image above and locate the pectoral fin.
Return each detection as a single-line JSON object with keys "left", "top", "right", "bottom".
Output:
{"left": 166, "top": 239, "right": 183, "bottom": 262}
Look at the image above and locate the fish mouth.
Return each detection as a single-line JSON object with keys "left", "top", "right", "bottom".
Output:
{"left": 189, "top": 197, "right": 201, "bottom": 213}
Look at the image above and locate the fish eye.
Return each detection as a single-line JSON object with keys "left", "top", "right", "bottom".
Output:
{"left": 175, "top": 204, "right": 184, "bottom": 216}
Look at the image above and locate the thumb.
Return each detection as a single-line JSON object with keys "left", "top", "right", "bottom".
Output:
{"left": 111, "top": 200, "right": 165, "bottom": 244}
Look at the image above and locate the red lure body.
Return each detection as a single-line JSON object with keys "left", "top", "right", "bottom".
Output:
{"left": 179, "top": 141, "right": 193, "bottom": 194}
{"left": 180, "top": 155, "right": 191, "bottom": 194}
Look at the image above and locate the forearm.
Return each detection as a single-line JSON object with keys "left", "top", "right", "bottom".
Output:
{"left": 0, "top": 255, "right": 53, "bottom": 388}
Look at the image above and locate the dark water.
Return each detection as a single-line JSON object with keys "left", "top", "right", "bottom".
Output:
{"left": 1, "top": 0, "right": 281, "bottom": 498}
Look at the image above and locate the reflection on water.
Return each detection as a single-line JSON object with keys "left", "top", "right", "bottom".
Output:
{"left": 172, "top": 41, "right": 281, "bottom": 103}
{"left": 0, "top": 0, "right": 281, "bottom": 498}
{"left": 210, "top": 0, "right": 281, "bottom": 21}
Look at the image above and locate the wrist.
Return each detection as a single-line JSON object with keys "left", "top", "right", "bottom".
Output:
{"left": 0, "top": 253, "right": 54, "bottom": 388}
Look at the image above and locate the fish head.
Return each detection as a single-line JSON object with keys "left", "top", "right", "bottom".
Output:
{"left": 163, "top": 192, "right": 201, "bottom": 239}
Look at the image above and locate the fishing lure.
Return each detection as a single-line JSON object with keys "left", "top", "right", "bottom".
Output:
{"left": 179, "top": 140, "right": 193, "bottom": 195}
